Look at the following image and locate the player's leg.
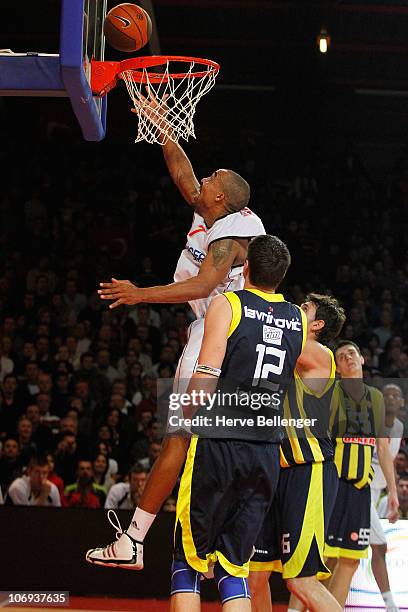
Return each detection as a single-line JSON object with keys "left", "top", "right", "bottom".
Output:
{"left": 279, "top": 462, "right": 340, "bottom": 611}
{"left": 86, "top": 320, "right": 203, "bottom": 570}
{"left": 325, "top": 479, "right": 370, "bottom": 606}
{"left": 133, "top": 436, "right": 190, "bottom": 514}
{"left": 215, "top": 563, "right": 251, "bottom": 611}
{"left": 170, "top": 560, "right": 201, "bottom": 612}
{"left": 248, "top": 570, "right": 272, "bottom": 612}
{"left": 170, "top": 593, "right": 200, "bottom": 612}
{"left": 287, "top": 576, "right": 342, "bottom": 611}
{"left": 328, "top": 557, "right": 359, "bottom": 607}
{"left": 370, "top": 502, "right": 400, "bottom": 611}
{"left": 215, "top": 441, "right": 279, "bottom": 611}
{"left": 287, "top": 593, "right": 305, "bottom": 611}
{"left": 249, "top": 491, "right": 281, "bottom": 612}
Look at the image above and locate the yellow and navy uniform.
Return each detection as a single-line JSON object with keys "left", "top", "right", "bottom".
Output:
{"left": 251, "top": 350, "right": 339, "bottom": 580}
{"left": 325, "top": 381, "right": 384, "bottom": 560}
{"left": 174, "top": 289, "right": 306, "bottom": 578}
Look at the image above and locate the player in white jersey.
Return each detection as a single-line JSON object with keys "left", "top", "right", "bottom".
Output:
{"left": 369, "top": 384, "right": 404, "bottom": 612}
{"left": 86, "top": 118, "right": 265, "bottom": 571}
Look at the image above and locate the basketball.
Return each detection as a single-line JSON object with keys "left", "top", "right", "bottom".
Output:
{"left": 104, "top": 3, "right": 152, "bottom": 53}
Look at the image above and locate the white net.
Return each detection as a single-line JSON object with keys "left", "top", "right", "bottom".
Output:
{"left": 121, "top": 59, "right": 218, "bottom": 145}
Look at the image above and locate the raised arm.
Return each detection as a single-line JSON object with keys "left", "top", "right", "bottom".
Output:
{"left": 98, "top": 238, "right": 243, "bottom": 308}
{"left": 132, "top": 97, "right": 200, "bottom": 204}
{"left": 296, "top": 339, "right": 332, "bottom": 377}
{"left": 162, "top": 141, "right": 200, "bottom": 205}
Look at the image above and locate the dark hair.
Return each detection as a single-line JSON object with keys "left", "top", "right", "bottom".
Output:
{"left": 221, "top": 170, "right": 250, "bottom": 212}
{"left": 399, "top": 471, "right": 408, "bottom": 482}
{"left": 306, "top": 293, "right": 346, "bottom": 345}
{"left": 28, "top": 455, "right": 48, "bottom": 468}
{"left": 247, "top": 235, "right": 291, "bottom": 289}
{"left": 129, "top": 463, "right": 147, "bottom": 476}
{"left": 334, "top": 340, "right": 362, "bottom": 357}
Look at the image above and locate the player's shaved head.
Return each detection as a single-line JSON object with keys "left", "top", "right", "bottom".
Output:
{"left": 247, "top": 234, "right": 291, "bottom": 289}
{"left": 220, "top": 170, "right": 250, "bottom": 212}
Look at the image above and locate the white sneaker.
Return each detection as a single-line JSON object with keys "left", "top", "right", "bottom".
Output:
{"left": 86, "top": 510, "right": 144, "bottom": 571}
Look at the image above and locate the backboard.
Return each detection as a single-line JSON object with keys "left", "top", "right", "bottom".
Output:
{"left": 0, "top": 0, "right": 107, "bottom": 141}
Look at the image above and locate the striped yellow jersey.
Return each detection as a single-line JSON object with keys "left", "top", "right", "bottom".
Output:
{"left": 329, "top": 381, "right": 383, "bottom": 489}
{"left": 280, "top": 348, "right": 336, "bottom": 468}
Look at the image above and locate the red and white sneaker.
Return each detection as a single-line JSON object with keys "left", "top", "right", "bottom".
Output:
{"left": 85, "top": 510, "right": 144, "bottom": 571}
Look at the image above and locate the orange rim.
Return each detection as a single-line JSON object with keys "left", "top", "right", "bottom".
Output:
{"left": 118, "top": 55, "right": 220, "bottom": 84}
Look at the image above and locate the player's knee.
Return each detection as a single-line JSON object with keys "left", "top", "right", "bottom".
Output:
{"left": 170, "top": 559, "right": 201, "bottom": 595}
{"left": 286, "top": 576, "right": 315, "bottom": 599}
{"left": 214, "top": 562, "right": 250, "bottom": 604}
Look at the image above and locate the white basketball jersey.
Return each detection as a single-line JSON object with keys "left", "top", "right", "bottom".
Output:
{"left": 174, "top": 207, "right": 265, "bottom": 318}
{"left": 371, "top": 417, "right": 404, "bottom": 491}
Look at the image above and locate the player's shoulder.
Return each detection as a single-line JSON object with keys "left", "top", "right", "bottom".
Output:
{"left": 207, "top": 208, "right": 265, "bottom": 242}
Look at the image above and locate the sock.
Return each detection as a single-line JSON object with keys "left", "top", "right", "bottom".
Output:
{"left": 382, "top": 591, "right": 397, "bottom": 609}
{"left": 127, "top": 507, "right": 156, "bottom": 541}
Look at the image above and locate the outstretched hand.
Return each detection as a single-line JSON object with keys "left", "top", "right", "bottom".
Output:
{"left": 131, "top": 90, "right": 170, "bottom": 135}
{"left": 98, "top": 278, "right": 142, "bottom": 309}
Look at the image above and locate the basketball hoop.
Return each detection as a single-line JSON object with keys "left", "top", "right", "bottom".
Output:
{"left": 91, "top": 56, "right": 220, "bottom": 144}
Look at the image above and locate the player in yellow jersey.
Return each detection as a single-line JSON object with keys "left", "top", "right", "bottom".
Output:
{"left": 249, "top": 294, "right": 345, "bottom": 612}
{"left": 325, "top": 341, "right": 399, "bottom": 608}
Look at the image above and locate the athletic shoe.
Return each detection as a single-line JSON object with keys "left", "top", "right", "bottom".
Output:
{"left": 86, "top": 510, "right": 144, "bottom": 570}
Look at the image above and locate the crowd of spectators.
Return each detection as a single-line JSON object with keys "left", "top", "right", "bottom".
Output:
{"left": 0, "top": 133, "right": 407, "bottom": 510}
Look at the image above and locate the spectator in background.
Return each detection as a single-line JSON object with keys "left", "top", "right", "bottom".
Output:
{"left": 74, "top": 322, "right": 91, "bottom": 357}
{"left": 92, "top": 453, "right": 115, "bottom": 494}
{"left": 139, "top": 440, "right": 161, "bottom": 473}
{"left": 379, "top": 472, "right": 408, "bottom": 520}
{"left": 64, "top": 459, "right": 105, "bottom": 508}
{"left": 0, "top": 437, "right": 21, "bottom": 493}
{"left": 6, "top": 455, "right": 60, "bottom": 506}
{"left": 163, "top": 496, "right": 176, "bottom": 512}
{"left": 135, "top": 373, "right": 158, "bottom": 416}
{"left": 95, "top": 440, "right": 119, "bottom": 483}
{"left": 125, "top": 362, "right": 143, "bottom": 406}
{"left": 124, "top": 339, "right": 152, "bottom": 374}
{"left": 0, "top": 342, "right": 14, "bottom": 383}
{"left": 46, "top": 452, "right": 64, "bottom": 501}
{"left": 53, "top": 372, "right": 71, "bottom": 416}
{"left": 63, "top": 279, "right": 86, "bottom": 317}
{"left": 395, "top": 447, "right": 408, "bottom": 476}
{"left": 130, "top": 417, "right": 162, "bottom": 464}
{"left": 14, "top": 341, "right": 37, "bottom": 377}
{"left": 73, "top": 352, "right": 110, "bottom": 404}
{"left": 23, "top": 361, "right": 40, "bottom": 397}
{"left": 26, "top": 256, "right": 57, "bottom": 294}
{"left": 374, "top": 311, "right": 394, "bottom": 349}
{"left": 25, "top": 403, "right": 53, "bottom": 453}
{"left": 128, "top": 303, "right": 161, "bottom": 330}
{"left": 105, "top": 464, "right": 147, "bottom": 510}
{"left": 54, "top": 433, "right": 78, "bottom": 486}
{"left": 95, "top": 348, "right": 119, "bottom": 385}
{"left": 0, "top": 374, "right": 23, "bottom": 436}
{"left": 16, "top": 416, "right": 36, "bottom": 466}
{"left": 35, "top": 335, "right": 53, "bottom": 371}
